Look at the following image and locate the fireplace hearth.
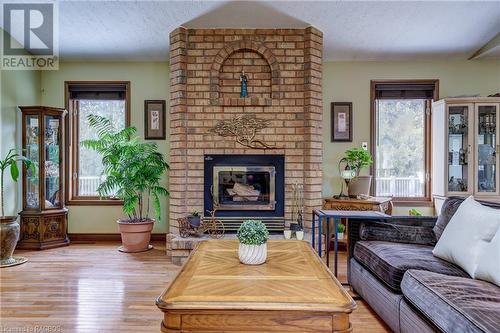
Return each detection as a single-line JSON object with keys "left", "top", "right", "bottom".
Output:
{"left": 204, "top": 154, "right": 285, "bottom": 232}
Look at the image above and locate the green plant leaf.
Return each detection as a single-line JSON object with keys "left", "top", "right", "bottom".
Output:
{"left": 9, "top": 161, "right": 19, "bottom": 182}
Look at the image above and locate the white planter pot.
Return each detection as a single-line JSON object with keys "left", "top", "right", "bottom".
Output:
{"left": 348, "top": 176, "right": 372, "bottom": 197}
{"left": 337, "top": 232, "right": 344, "bottom": 240}
{"left": 238, "top": 243, "right": 267, "bottom": 265}
{"left": 283, "top": 230, "right": 292, "bottom": 240}
{"left": 295, "top": 230, "right": 304, "bottom": 240}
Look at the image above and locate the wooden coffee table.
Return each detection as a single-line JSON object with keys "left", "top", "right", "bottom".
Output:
{"left": 156, "top": 240, "right": 356, "bottom": 332}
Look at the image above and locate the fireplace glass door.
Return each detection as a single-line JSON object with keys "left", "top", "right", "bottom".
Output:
{"left": 213, "top": 166, "right": 276, "bottom": 210}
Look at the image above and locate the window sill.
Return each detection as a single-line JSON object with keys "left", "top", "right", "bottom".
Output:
{"left": 392, "top": 199, "right": 434, "bottom": 207}
{"left": 67, "top": 199, "right": 123, "bottom": 206}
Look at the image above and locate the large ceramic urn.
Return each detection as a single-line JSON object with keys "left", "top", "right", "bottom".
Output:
{"left": 0, "top": 216, "right": 27, "bottom": 267}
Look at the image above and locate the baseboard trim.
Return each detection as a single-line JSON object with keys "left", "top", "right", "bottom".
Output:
{"left": 68, "top": 233, "right": 166, "bottom": 242}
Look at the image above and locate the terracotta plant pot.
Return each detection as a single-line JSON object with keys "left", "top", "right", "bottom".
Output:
{"left": 117, "top": 219, "right": 154, "bottom": 253}
{"left": 1, "top": 216, "right": 27, "bottom": 267}
{"left": 348, "top": 175, "right": 372, "bottom": 197}
{"left": 238, "top": 243, "right": 267, "bottom": 265}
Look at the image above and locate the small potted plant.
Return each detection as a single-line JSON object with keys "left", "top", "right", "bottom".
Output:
{"left": 409, "top": 208, "right": 422, "bottom": 216}
{"left": 0, "top": 149, "right": 35, "bottom": 267}
{"left": 341, "top": 148, "right": 373, "bottom": 197}
{"left": 237, "top": 220, "right": 269, "bottom": 265}
{"left": 188, "top": 211, "right": 201, "bottom": 227}
{"left": 337, "top": 223, "right": 346, "bottom": 240}
{"left": 82, "top": 115, "right": 169, "bottom": 253}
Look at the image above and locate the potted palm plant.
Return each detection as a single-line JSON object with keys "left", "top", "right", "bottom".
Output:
{"left": 0, "top": 149, "right": 35, "bottom": 267}
{"left": 341, "top": 148, "right": 373, "bottom": 197}
{"left": 82, "top": 115, "right": 169, "bottom": 253}
{"left": 237, "top": 220, "right": 269, "bottom": 265}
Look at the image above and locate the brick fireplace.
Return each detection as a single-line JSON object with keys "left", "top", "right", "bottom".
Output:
{"left": 204, "top": 154, "right": 286, "bottom": 231}
{"left": 167, "top": 27, "right": 323, "bottom": 264}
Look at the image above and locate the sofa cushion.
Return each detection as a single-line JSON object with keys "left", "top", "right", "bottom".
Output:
{"left": 475, "top": 229, "right": 500, "bottom": 287}
{"left": 433, "top": 197, "right": 464, "bottom": 240}
{"left": 433, "top": 196, "right": 500, "bottom": 277}
{"left": 402, "top": 269, "right": 500, "bottom": 333}
{"left": 354, "top": 241, "right": 469, "bottom": 291}
{"left": 360, "top": 220, "right": 436, "bottom": 245}
{"left": 434, "top": 196, "right": 500, "bottom": 241}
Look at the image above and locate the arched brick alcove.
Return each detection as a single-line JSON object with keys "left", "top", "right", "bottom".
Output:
{"left": 209, "top": 40, "right": 281, "bottom": 106}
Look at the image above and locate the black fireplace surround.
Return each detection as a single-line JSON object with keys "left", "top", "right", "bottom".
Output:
{"left": 204, "top": 154, "right": 285, "bottom": 231}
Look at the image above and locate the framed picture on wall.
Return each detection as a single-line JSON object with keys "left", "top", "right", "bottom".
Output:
{"left": 144, "top": 100, "right": 166, "bottom": 140}
{"left": 331, "top": 102, "right": 352, "bottom": 142}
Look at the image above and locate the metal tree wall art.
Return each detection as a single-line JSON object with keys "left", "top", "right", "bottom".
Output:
{"left": 210, "top": 115, "right": 277, "bottom": 149}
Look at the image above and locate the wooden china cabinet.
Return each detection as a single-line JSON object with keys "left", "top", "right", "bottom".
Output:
{"left": 17, "top": 106, "right": 69, "bottom": 250}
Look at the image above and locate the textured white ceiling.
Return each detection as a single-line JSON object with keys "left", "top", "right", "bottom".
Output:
{"left": 23, "top": 1, "right": 500, "bottom": 61}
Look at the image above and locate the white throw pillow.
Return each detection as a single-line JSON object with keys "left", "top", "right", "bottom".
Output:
{"left": 475, "top": 229, "right": 500, "bottom": 287}
{"left": 432, "top": 196, "right": 500, "bottom": 277}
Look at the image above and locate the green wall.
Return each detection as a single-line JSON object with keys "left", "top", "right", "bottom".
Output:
{"left": 2, "top": 58, "right": 499, "bottom": 228}
{"left": 322, "top": 59, "right": 500, "bottom": 215}
{"left": 0, "top": 67, "right": 41, "bottom": 216}
{"left": 40, "top": 61, "right": 170, "bottom": 233}
{"left": 0, "top": 30, "right": 42, "bottom": 217}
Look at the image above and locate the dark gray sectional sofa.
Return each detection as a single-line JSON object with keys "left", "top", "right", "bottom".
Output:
{"left": 348, "top": 197, "right": 500, "bottom": 333}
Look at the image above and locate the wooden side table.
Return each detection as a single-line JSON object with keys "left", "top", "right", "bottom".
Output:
{"left": 322, "top": 197, "right": 392, "bottom": 247}
{"left": 323, "top": 197, "right": 393, "bottom": 215}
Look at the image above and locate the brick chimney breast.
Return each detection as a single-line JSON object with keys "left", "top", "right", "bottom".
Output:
{"left": 167, "top": 27, "right": 323, "bottom": 263}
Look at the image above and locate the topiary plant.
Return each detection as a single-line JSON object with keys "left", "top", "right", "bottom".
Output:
{"left": 237, "top": 220, "right": 269, "bottom": 245}
{"left": 337, "top": 223, "right": 345, "bottom": 234}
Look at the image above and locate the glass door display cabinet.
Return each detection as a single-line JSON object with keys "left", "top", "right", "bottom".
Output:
{"left": 432, "top": 98, "right": 500, "bottom": 213}
{"left": 446, "top": 104, "right": 473, "bottom": 194}
{"left": 475, "top": 103, "right": 499, "bottom": 196}
{"left": 18, "top": 106, "right": 69, "bottom": 250}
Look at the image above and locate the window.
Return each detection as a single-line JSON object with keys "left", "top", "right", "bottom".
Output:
{"left": 371, "top": 80, "right": 438, "bottom": 201}
{"left": 65, "top": 82, "right": 130, "bottom": 204}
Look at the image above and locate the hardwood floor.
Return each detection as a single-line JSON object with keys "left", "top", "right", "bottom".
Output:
{"left": 0, "top": 241, "right": 390, "bottom": 333}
